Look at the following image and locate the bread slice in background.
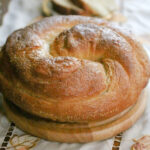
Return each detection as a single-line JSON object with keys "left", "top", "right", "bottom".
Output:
{"left": 71, "top": 0, "right": 117, "bottom": 17}
{"left": 42, "top": 0, "right": 52, "bottom": 16}
{"left": 52, "top": 0, "right": 88, "bottom": 15}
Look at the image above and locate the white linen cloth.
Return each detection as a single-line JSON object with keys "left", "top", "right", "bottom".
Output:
{"left": 0, "top": 0, "right": 150, "bottom": 149}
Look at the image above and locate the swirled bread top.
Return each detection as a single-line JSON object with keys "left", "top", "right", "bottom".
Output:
{"left": 0, "top": 16, "right": 149, "bottom": 122}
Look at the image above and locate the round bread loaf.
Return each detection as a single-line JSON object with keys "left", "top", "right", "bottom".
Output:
{"left": 0, "top": 16, "right": 149, "bottom": 142}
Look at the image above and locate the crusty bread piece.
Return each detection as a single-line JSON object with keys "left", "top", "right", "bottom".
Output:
{"left": 1, "top": 15, "right": 150, "bottom": 143}
{"left": 52, "top": 0, "right": 87, "bottom": 15}
{"left": 42, "top": 0, "right": 61, "bottom": 16}
{"left": 71, "top": 0, "right": 117, "bottom": 17}
{"left": 42, "top": 0, "right": 52, "bottom": 16}
{"left": 1, "top": 15, "right": 150, "bottom": 123}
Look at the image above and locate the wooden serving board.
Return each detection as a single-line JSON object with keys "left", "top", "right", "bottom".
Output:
{"left": 3, "top": 89, "right": 147, "bottom": 143}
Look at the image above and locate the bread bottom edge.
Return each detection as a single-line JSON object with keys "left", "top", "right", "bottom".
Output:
{"left": 3, "top": 89, "right": 147, "bottom": 143}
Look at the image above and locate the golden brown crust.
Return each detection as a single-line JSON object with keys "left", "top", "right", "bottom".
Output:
{"left": 3, "top": 89, "right": 147, "bottom": 143}
{"left": 0, "top": 15, "right": 150, "bottom": 123}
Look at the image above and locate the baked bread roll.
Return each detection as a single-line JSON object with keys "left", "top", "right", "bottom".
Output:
{"left": 0, "top": 15, "right": 149, "bottom": 142}
{"left": 71, "top": 0, "right": 117, "bottom": 17}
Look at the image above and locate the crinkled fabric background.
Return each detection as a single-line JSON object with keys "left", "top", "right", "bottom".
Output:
{"left": 0, "top": 0, "right": 150, "bottom": 150}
